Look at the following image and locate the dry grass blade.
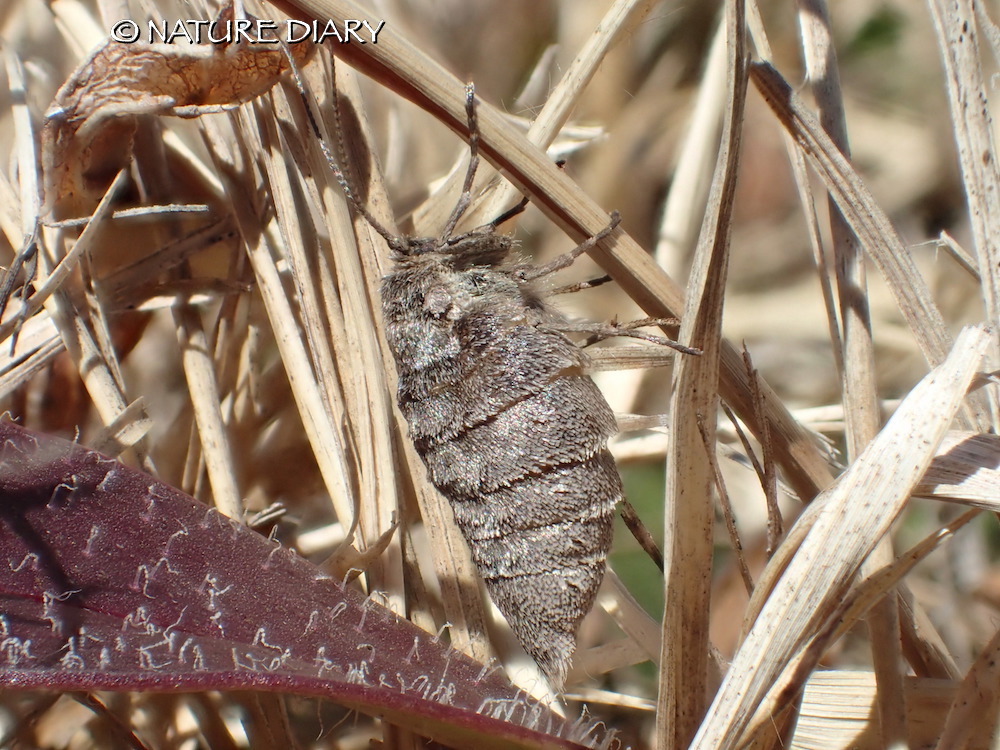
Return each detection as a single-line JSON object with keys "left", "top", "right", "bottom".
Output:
{"left": 600, "top": 569, "right": 663, "bottom": 666}
{"left": 898, "top": 586, "right": 963, "bottom": 681}
{"left": 690, "top": 324, "right": 990, "bottom": 749}
{"left": 287, "top": 62, "right": 408, "bottom": 604}
{"left": 657, "top": 3, "right": 747, "bottom": 746}
{"left": 655, "top": 18, "right": 727, "bottom": 279}
{"left": 747, "top": 9, "right": 848, "bottom": 389}
{"left": 917, "top": 431, "right": 1000, "bottom": 508}
{"left": 927, "top": 0, "right": 1000, "bottom": 408}
{"left": 935, "top": 624, "right": 1000, "bottom": 748}
{"left": 797, "top": 0, "right": 905, "bottom": 739}
{"left": 463, "top": 0, "right": 658, "bottom": 228}
{"left": 89, "top": 397, "right": 152, "bottom": 457}
{"left": 0, "top": 315, "right": 62, "bottom": 398}
{"left": 36, "top": 224, "right": 152, "bottom": 468}
{"left": 173, "top": 303, "right": 242, "bottom": 519}
{"left": 0, "top": 170, "right": 122, "bottom": 345}
{"left": 750, "top": 507, "right": 982, "bottom": 743}
{"left": 795, "top": 671, "right": 958, "bottom": 750}
{"left": 2, "top": 47, "right": 38, "bottom": 236}
{"left": 196, "top": 108, "right": 356, "bottom": 526}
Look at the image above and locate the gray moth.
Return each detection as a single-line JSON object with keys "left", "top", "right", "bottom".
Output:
{"left": 376, "top": 90, "right": 626, "bottom": 689}
{"left": 380, "top": 207, "right": 622, "bottom": 689}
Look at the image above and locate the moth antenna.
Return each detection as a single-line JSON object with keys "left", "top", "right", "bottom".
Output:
{"left": 440, "top": 83, "right": 480, "bottom": 241}
{"left": 279, "top": 40, "right": 399, "bottom": 248}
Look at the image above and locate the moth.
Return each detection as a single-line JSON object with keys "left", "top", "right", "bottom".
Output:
{"left": 378, "top": 104, "right": 623, "bottom": 689}
{"left": 294, "top": 71, "right": 691, "bottom": 687}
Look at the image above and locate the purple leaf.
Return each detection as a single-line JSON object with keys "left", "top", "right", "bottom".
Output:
{"left": 0, "top": 420, "right": 608, "bottom": 749}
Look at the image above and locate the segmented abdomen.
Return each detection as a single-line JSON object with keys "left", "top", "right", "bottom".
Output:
{"left": 387, "top": 296, "right": 622, "bottom": 688}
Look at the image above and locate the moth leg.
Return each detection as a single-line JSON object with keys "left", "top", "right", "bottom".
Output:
{"left": 547, "top": 274, "right": 613, "bottom": 296}
{"left": 556, "top": 316, "right": 701, "bottom": 356}
{"left": 441, "top": 84, "right": 481, "bottom": 239}
{"left": 513, "top": 210, "right": 621, "bottom": 283}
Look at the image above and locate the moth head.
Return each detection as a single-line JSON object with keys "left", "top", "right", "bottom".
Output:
{"left": 391, "top": 229, "right": 513, "bottom": 269}
{"left": 391, "top": 236, "right": 441, "bottom": 258}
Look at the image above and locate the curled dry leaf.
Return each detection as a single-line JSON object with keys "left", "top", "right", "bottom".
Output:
{"left": 42, "top": 3, "right": 315, "bottom": 219}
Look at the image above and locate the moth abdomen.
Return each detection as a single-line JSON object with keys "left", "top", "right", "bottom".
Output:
{"left": 398, "top": 331, "right": 620, "bottom": 688}
{"left": 397, "top": 326, "right": 587, "bottom": 441}
{"left": 451, "top": 456, "right": 619, "bottom": 690}
{"left": 450, "top": 452, "right": 622, "bottom": 538}
{"left": 417, "top": 375, "right": 617, "bottom": 494}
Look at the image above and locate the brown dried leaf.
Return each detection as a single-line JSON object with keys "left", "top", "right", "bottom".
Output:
{"left": 42, "top": 4, "right": 314, "bottom": 218}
